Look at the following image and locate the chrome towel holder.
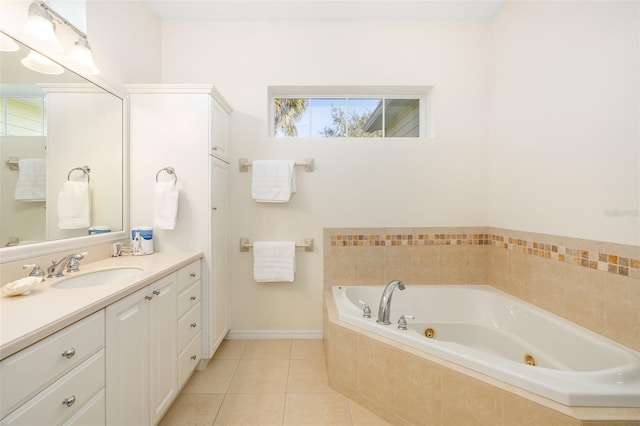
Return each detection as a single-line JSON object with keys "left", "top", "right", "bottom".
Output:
{"left": 239, "top": 158, "right": 314, "bottom": 173}
{"left": 156, "top": 166, "right": 178, "bottom": 185}
{"left": 67, "top": 165, "right": 91, "bottom": 182}
{"left": 239, "top": 238, "right": 314, "bottom": 252}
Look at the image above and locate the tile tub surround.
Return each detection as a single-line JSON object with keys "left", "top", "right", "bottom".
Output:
{"left": 323, "top": 291, "right": 640, "bottom": 426}
{"left": 323, "top": 227, "right": 640, "bottom": 352}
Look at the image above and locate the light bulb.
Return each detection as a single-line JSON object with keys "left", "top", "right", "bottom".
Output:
{"left": 69, "top": 37, "right": 99, "bottom": 75}
{"left": 21, "top": 50, "right": 64, "bottom": 75}
{"left": 26, "top": 1, "right": 63, "bottom": 52}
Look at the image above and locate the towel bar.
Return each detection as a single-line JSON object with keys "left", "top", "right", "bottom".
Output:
{"left": 156, "top": 166, "right": 178, "bottom": 185}
{"left": 67, "top": 166, "right": 91, "bottom": 182}
{"left": 5, "top": 158, "right": 19, "bottom": 171}
{"left": 239, "top": 158, "right": 314, "bottom": 173}
{"left": 240, "top": 238, "right": 314, "bottom": 252}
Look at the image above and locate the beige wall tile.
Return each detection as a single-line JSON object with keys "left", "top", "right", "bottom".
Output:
{"left": 562, "top": 266, "right": 605, "bottom": 335}
{"left": 467, "top": 246, "right": 489, "bottom": 284}
{"left": 413, "top": 245, "right": 441, "bottom": 284}
{"left": 441, "top": 369, "right": 502, "bottom": 426}
{"left": 214, "top": 394, "right": 285, "bottom": 426}
{"left": 357, "top": 247, "right": 386, "bottom": 285}
{"left": 284, "top": 393, "right": 352, "bottom": 425}
{"left": 325, "top": 246, "right": 358, "bottom": 287}
{"left": 502, "top": 393, "right": 580, "bottom": 426}
{"left": 384, "top": 246, "right": 417, "bottom": 284}
{"left": 439, "top": 246, "right": 467, "bottom": 284}
{"left": 348, "top": 399, "right": 394, "bottom": 426}
{"left": 521, "top": 256, "right": 564, "bottom": 315}
{"left": 356, "top": 335, "right": 395, "bottom": 408}
{"left": 393, "top": 350, "right": 443, "bottom": 426}
{"left": 604, "top": 274, "right": 640, "bottom": 351}
{"left": 326, "top": 323, "right": 358, "bottom": 395}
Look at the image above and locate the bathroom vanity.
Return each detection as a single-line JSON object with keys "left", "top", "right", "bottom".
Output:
{"left": 0, "top": 252, "right": 202, "bottom": 425}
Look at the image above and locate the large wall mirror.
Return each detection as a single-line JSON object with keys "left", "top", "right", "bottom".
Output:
{"left": 0, "top": 31, "right": 126, "bottom": 261}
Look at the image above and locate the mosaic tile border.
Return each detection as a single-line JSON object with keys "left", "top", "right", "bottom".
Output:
{"left": 329, "top": 232, "right": 640, "bottom": 279}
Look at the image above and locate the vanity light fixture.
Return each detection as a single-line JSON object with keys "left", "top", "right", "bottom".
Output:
{"left": 25, "top": 1, "right": 99, "bottom": 75}
{"left": 20, "top": 50, "right": 64, "bottom": 75}
{"left": 69, "top": 36, "right": 99, "bottom": 75}
{"left": 26, "top": 1, "right": 63, "bottom": 52}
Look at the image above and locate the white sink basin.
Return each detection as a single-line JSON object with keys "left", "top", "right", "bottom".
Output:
{"left": 52, "top": 267, "right": 144, "bottom": 289}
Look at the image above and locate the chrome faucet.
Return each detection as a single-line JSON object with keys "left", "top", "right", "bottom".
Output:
{"left": 376, "top": 280, "right": 406, "bottom": 325}
{"left": 47, "top": 252, "right": 87, "bottom": 278}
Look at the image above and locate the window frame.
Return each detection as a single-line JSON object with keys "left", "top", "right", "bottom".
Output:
{"left": 269, "top": 86, "right": 432, "bottom": 140}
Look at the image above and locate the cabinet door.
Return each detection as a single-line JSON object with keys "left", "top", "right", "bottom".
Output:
{"left": 148, "top": 274, "right": 178, "bottom": 425}
{"left": 210, "top": 157, "right": 229, "bottom": 354}
{"left": 105, "top": 287, "right": 149, "bottom": 426}
{"left": 209, "top": 99, "right": 228, "bottom": 160}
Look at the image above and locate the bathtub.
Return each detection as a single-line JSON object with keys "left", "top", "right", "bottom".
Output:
{"left": 331, "top": 284, "right": 640, "bottom": 408}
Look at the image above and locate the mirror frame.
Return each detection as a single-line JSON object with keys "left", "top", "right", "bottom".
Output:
{"left": 0, "top": 31, "right": 129, "bottom": 263}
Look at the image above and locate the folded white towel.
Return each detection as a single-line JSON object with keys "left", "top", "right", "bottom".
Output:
{"left": 57, "top": 181, "right": 91, "bottom": 229}
{"left": 2, "top": 276, "right": 44, "bottom": 297}
{"left": 14, "top": 158, "right": 46, "bottom": 201}
{"left": 153, "top": 181, "right": 179, "bottom": 230}
{"left": 251, "top": 160, "right": 296, "bottom": 203}
{"left": 253, "top": 241, "right": 296, "bottom": 282}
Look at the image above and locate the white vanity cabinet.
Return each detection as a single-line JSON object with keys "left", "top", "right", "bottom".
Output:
{"left": 128, "top": 85, "right": 233, "bottom": 360}
{"left": 0, "top": 311, "right": 105, "bottom": 425}
{"left": 177, "top": 260, "right": 202, "bottom": 388}
{"left": 105, "top": 273, "right": 178, "bottom": 426}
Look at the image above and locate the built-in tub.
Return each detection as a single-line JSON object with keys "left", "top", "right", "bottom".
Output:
{"left": 331, "top": 284, "right": 640, "bottom": 408}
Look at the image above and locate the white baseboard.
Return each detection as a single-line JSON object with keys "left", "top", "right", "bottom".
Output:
{"left": 226, "top": 330, "right": 324, "bottom": 340}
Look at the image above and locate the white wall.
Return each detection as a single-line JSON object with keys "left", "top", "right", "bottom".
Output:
{"left": 488, "top": 1, "right": 639, "bottom": 246}
{"left": 161, "top": 20, "right": 490, "bottom": 332}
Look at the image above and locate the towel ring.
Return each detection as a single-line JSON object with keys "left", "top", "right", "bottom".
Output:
{"left": 156, "top": 166, "right": 177, "bottom": 186}
{"left": 67, "top": 166, "right": 91, "bottom": 182}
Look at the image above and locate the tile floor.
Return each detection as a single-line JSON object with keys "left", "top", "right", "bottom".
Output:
{"left": 159, "top": 339, "right": 392, "bottom": 426}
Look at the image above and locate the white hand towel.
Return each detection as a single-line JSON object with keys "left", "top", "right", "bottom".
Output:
{"left": 153, "top": 181, "right": 180, "bottom": 230}
{"left": 253, "top": 241, "right": 296, "bottom": 282}
{"left": 57, "top": 181, "right": 91, "bottom": 229}
{"left": 14, "top": 158, "right": 46, "bottom": 201}
{"left": 251, "top": 160, "right": 296, "bottom": 203}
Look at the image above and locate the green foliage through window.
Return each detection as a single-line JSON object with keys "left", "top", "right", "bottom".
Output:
{"left": 273, "top": 97, "right": 419, "bottom": 138}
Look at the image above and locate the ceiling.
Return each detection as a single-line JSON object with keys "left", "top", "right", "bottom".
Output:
{"left": 145, "top": 0, "right": 507, "bottom": 21}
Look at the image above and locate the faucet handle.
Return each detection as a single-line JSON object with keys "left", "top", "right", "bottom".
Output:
{"left": 358, "top": 300, "right": 372, "bottom": 318}
{"left": 22, "top": 264, "right": 45, "bottom": 280}
{"left": 397, "top": 315, "right": 414, "bottom": 331}
{"left": 66, "top": 252, "right": 87, "bottom": 273}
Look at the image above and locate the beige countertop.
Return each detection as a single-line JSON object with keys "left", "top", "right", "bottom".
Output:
{"left": 0, "top": 252, "right": 202, "bottom": 360}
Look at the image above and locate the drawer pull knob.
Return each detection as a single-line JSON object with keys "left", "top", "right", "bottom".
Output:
{"left": 190, "top": 272, "right": 196, "bottom": 278}
{"left": 190, "top": 322, "right": 197, "bottom": 328}
{"left": 61, "top": 348, "right": 76, "bottom": 359}
{"left": 152, "top": 289, "right": 161, "bottom": 296}
{"left": 190, "top": 296, "right": 197, "bottom": 301}
{"left": 145, "top": 295, "right": 154, "bottom": 301}
{"left": 191, "top": 354, "right": 197, "bottom": 360}
{"left": 62, "top": 395, "right": 76, "bottom": 407}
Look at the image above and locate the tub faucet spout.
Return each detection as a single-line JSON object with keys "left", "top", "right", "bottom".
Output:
{"left": 377, "top": 280, "right": 405, "bottom": 325}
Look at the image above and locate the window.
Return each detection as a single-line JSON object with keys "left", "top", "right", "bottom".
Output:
{"left": 0, "top": 97, "right": 47, "bottom": 136}
{"left": 270, "top": 86, "right": 431, "bottom": 138}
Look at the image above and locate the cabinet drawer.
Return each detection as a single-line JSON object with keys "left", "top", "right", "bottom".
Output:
{"left": 0, "top": 310, "right": 105, "bottom": 418}
{"left": 177, "top": 260, "right": 201, "bottom": 292}
{"left": 1, "top": 350, "right": 105, "bottom": 425}
{"left": 63, "top": 388, "right": 105, "bottom": 426}
{"left": 178, "top": 302, "right": 201, "bottom": 351}
{"left": 178, "top": 280, "right": 201, "bottom": 317}
{"left": 178, "top": 333, "right": 201, "bottom": 389}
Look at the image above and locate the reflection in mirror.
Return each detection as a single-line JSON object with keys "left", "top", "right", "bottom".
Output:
{"left": 0, "top": 32, "right": 124, "bottom": 251}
